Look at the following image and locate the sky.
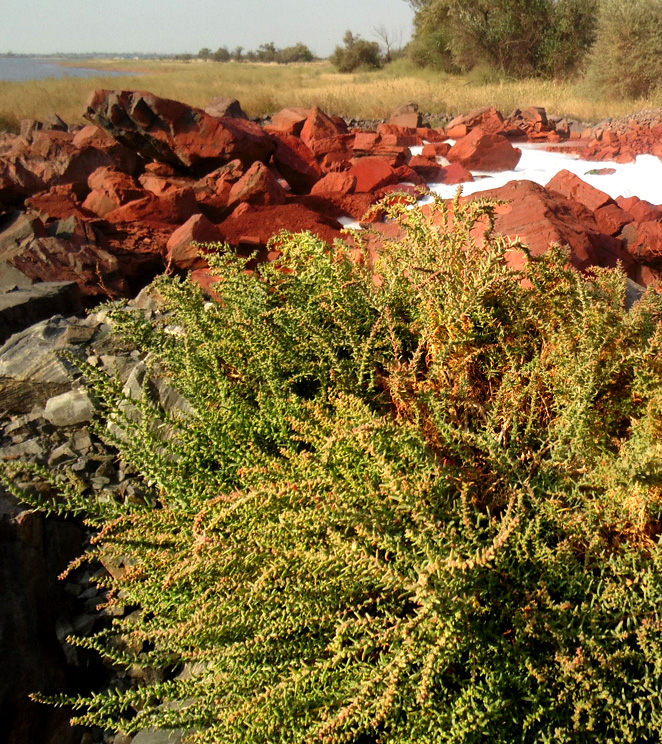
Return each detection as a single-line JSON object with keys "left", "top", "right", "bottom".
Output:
{"left": 0, "top": 0, "right": 415, "bottom": 57}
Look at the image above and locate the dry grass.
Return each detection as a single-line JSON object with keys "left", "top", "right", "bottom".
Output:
{"left": 0, "top": 58, "right": 659, "bottom": 132}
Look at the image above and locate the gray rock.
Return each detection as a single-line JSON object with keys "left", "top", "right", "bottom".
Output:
{"left": 0, "top": 439, "right": 45, "bottom": 460}
{"left": 0, "top": 316, "right": 74, "bottom": 384}
{"left": 0, "top": 212, "right": 47, "bottom": 268}
{"left": 626, "top": 278, "right": 645, "bottom": 309}
{"left": 43, "top": 389, "right": 93, "bottom": 427}
{"left": 0, "top": 282, "right": 82, "bottom": 343}
{"left": 204, "top": 96, "right": 248, "bottom": 120}
{"left": 131, "top": 729, "right": 184, "bottom": 744}
{"left": 0, "top": 262, "right": 32, "bottom": 292}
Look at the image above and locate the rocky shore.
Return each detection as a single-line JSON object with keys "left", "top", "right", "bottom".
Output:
{"left": 2, "top": 90, "right": 662, "bottom": 744}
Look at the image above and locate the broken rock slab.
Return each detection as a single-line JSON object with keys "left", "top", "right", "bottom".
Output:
{"left": 0, "top": 281, "right": 82, "bottom": 344}
{"left": 84, "top": 89, "right": 274, "bottom": 175}
{"left": 43, "top": 388, "right": 93, "bottom": 427}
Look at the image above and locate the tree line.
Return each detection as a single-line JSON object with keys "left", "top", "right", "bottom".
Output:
{"left": 406, "top": 0, "right": 662, "bottom": 96}
{"left": 179, "top": 42, "right": 315, "bottom": 64}
{"left": 180, "top": 0, "right": 662, "bottom": 99}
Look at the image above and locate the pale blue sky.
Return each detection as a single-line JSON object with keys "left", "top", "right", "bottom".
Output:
{"left": 1, "top": 0, "right": 415, "bottom": 57}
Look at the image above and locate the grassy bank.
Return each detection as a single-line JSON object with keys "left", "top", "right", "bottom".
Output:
{"left": 1, "top": 58, "right": 661, "bottom": 131}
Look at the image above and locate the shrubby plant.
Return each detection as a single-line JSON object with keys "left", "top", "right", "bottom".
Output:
{"left": 331, "top": 31, "right": 383, "bottom": 72}
{"left": 4, "top": 194, "right": 662, "bottom": 742}
{"left": 407, "top": 0, "right": 598, "bottom": 78}
{"left": 585, "top": 0, "right": 662, "bottom": 98}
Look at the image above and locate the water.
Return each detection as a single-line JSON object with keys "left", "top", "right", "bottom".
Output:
{"left": 0, "top": 57, "right": 130, "bottom": 82}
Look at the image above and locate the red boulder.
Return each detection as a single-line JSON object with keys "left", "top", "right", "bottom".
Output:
{"left": 448, "top": 127, "right": 521, "bottom": 171}
{"left": 166, "top": 214, "right": 224, "bottom": 270}
{"left": 103, "top": 187, "right": 200, "bottom": 226}
{"left": 348, "top": 157, "right": 399, "bottom": 193}
{"left": 84, "top": 89, "right": 274, "bottom": 174}
{"left": 545, "top": 170, "right": 612, "bottom": 213}
{"left": 270, "top": 133, "right": 322, "bottom": 194}
{"left": 227, "top": 161, "right": 287, "bottom": 207}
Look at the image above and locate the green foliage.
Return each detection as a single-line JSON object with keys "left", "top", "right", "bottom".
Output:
{"left": 407, "top": 0, "right": 598, "bottom": 78}
{"left": 211, "top": 46, "right": 231, "bottom": 63}
{"left": 276, "top": 43, "right": 315, "bottom": 64}
{"left": 331, "top": 31, "right": 384, "bottom": 72}
{"left": 584, "top": 0, "right": 662, "bottom": 98}
{"left": 8, "top": 194, "right": 662, "bottom": 742}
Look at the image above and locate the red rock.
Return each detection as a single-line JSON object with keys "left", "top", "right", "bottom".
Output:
{"left": 621, "top": 221, "right": 662, "bottom": 267}
{"left": 138, "top": 173, "right": 193, "bottom": 197}
{"left": 352, "top": 133, "right": 409, "bottom": 167}
{"left": 0, "top": 127, "right": 139, "bottom": 197}
{"left": 447, "top": 107, "right": 505, "bottom": 135}
{"left": 83, "top": 166, "right": 145, "bottom": 217}
{"left": 83, "top": 189, "right": 122, "bottom": 218}
{"left": 103, "top": 187, "right": 200, "bottom": 226}
{"left": 417, "top": 127, "right": 447, "bottom": 142}
{"left": 616, "top": 196, "right": 662, "bottom": 223}
{"left": 26, "top": 185, "right": 94, "bottom": 221}
{"left": 394, "top": 164, "right": 427, "bottom": 187}
{"left": 353, "top": 132, "right": 380, "bottom": 152}
{"left": 446, "top": 124, "right": 468, "bottom": 139}
{"left": 268, "top": 107, "right": 310, "bottom": 136}
{"left": 348, "top": 157, "right": 399, "bottom": 193}
{"left": 85, "top": 89, "right": 274, "bottom": 174}
{"left": 189, "top": 267, "right": 223, "bottom": 298}
{"left": 299, "top": 192, "right": 379, "bottom": 222}
{"left": 0, "top": 158, "right": 47, "bottom": 203}
{"left": 379, "top": 183, "right": 421, "bottom": 200}
{"left": 448, "top": 127, "right": 521, "bottom": 171}
{"left": 440, "top": 162, "right": 474, "bottom": 185}
{"left": 470, "top": 180, "right": 634, "bottom": 275}
{"left": 71, "top": 125, "right": 116, "bottom": 149}
{"left": 594, "top": 203, "right": 634, "bottom": 236}
{"left": 318, "top": 150, "right": 354, "bottom": 173}
{"left": 300, "top": 107, "right": 350, "bottom": 157}
{"left": 545, "top": 170, "right": 612, "bottom": 212}
{"left": 422, "top": 142, "right": 451, "bottom": 159}
{"left": 218, "top": 202, "right": 344, "bottom": 248}
{"left": 408, "top": 155, "right": 447, "bottom": 182}
{"left": 523, "top": 107, "right": 548, "bottom": 125}
{"left": 166, "top": 213, "right": 224, "bottom": 270}
{"left": 227, "top": 161, "right": 287, "bottom": 207}
{"left": 376, "top": 123, "right": 422, "bottom": 145}
{"left": 270, "top": 133, "right": 322, "bottom": 193}
{"left": 192, "top": 159, "right": 244, "bottom": 218}
{"left": 635, "top": 264, "right": 659, "bottom": 287}
{"left": 143, "top": 161, "right": 179, "bottom": 177}
{"left": 0, "top": 213, "right": 164, "bottom": 298}
{"left": 389, "top": 112, "right": 422, "bottom": 129}
{"left": 310, "top": 171, "right": 356, "bottom": 197}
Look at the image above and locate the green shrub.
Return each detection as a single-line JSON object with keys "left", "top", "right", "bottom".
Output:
{"left": 330, "top": 31, "right": 383, "bottom": 72}
{"left": 584, "top": 0, "right": 662, "bottom": 98}
{"left": 406, "top": 0, "right": 598, "bottom": 78}
{"left": 276, "top": 43, "right": 315, "bottom": 64}
{"left": 5, "top": 194, "right": 662, "bottom": 742}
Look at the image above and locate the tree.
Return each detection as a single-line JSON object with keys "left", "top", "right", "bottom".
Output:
{"left": 198, "top": 47, "right": 212, "bottom": 60}
{"left": 255, "top": 41, "right": 278, "bottom": 62}
{"left": 330, "top": 30, "right": 383, "bottom": 72}
{"left": 406, "top": 0, "right": 598, "bottom": 78}
{"left": 212, "top": 46, "right": 231, "bottom": 63}
{"left": 276, "top": 42, "right": 315, "bottom": 63}
{"left": 374, "top": 25, "right": 403, "bottom": 63}
{"left": 585, "top": 0, "right": 662, "bottom": 98}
